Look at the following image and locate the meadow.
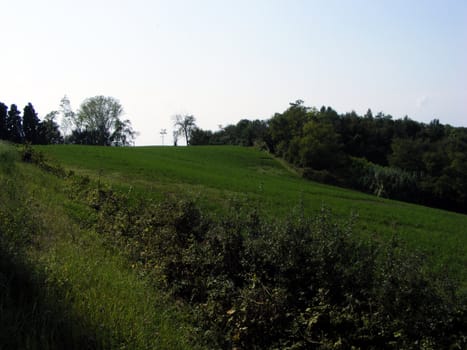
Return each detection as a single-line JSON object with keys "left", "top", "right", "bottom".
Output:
{"left": 37, "top": 144, "right": 467, "bottom": 286}
{"left": 2, "top": 143, "right": 466, "bottom": 348}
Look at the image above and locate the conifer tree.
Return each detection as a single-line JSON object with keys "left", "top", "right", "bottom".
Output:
{"left": 6, "top": 104, "right": 23, "bottom": 143}
{"left": 23, "top": 103, "right": 40, "bottom": 143}
{"left": 0, "top": 102, "right": 7, "bottom": 140}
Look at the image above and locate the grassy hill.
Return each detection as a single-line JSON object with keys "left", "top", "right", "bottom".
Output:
{"left": 37, "top": 144, "right": 467, "bottom": 286}
{"left": 0, "top": 142, "right": 199, "bottom": 349}
{"left": 2, "top": 143, "right": 466, "bottom": 348}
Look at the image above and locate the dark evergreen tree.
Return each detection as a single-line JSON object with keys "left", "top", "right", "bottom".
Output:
{"left": 0, "top": 102, "right": 7, "bottom": 140}
{"left": 6, "top": 104, "right": 23, "bottom": 143}
{"left": 23, "top": 103, "right": 40, "bottom": 143}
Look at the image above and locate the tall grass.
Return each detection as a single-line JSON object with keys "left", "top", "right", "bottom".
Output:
{"left": 0, "top": 141, "right": 17, "bottom": 174}
{"left": 0, "top": 143, "right": 199, "bottom": 349}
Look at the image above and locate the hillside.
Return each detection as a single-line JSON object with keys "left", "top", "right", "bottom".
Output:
{"left": 0, "top": 142, "right": 199, "bottom": 349}
{"left": 2, "top": 143, "right": 465, "bottom": 348}
{"left": 37, "top": 145, "right": 467, "bottom": 285}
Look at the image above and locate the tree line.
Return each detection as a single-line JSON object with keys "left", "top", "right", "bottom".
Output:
{"left": 189, "top": 101, "right": 467, "bottom": 213}
{"left": 0, "top": 96, "right": 136, "bottom": 146}
{"left": 0, "top": 102, "right": 62, "bottom": 145}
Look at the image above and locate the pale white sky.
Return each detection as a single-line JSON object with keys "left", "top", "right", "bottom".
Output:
{"left": 1, "top": 0, "right": 466, "bottom": 145}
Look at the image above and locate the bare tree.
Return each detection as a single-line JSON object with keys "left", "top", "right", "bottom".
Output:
{"left": 173, "top": 114, "right": 196, "bottom": 145}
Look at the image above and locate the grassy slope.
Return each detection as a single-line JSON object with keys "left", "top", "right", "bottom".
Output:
{"left": 0, "top": 143, "right": 198, "bottom": 349}
{"left": 37, "top": 145, "right": 467, "bottom": 288}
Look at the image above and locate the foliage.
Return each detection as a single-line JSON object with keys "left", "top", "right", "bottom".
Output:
{"left": 0, "top": 101, "right": 63, "bottom": 145}
{"left": 299, "top": 120, "right": 346, "bottom": 170}
{"left": 173, "top": 114, "right": 197, "bottom": 145}
{"left": 191, "top": 101, "right": 467, "bottom": 213}
{"left": 9, "top": 144, "right": 466, "bottom": 349}
{"left": 81, "top": 182, "right": 466, "bottom": 349}
{"left": 38, "top": 111, "right": 64, "bottom": 144}
{"left": 0, "top": 144, "right": 199, "bottom": 349}
{"left": 349, "top": 157, "right": 420, "bottom": 201}
{"left": 0, "top": 103, "right": 7, "bottom": 140}
{"left": 190, "top": 119, "right": 269, "bottom": 147}
{"left": 23, "top": 102, "right": 41, "bottom": 144}
{"left": 67, "top": 95, "right": 136, "bottom": 146}
{"left": 6, "top": 104, "right": 23, "bottom": 143}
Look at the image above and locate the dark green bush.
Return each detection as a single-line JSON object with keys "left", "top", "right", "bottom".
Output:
{"left": 83, "top": 185, "right": 466, "bottom": 349}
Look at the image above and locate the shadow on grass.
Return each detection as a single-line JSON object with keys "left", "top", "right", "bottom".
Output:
{"left": 0, "top": 246, "right": 102, "bottom": 350}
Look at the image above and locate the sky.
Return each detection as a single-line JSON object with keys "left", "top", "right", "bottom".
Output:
{"left": 1, "top": 0, "right": 466, "bottom": 145}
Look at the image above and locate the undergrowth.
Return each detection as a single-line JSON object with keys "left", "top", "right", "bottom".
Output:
{"left": 0, "top": 143, "right": 199, "bottom": 349}
{"left": 66, "top": 161, "right": 466, "bottom": 349}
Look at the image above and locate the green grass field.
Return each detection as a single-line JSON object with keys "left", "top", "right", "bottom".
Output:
{"left": 0, "top": 142, "right": 199, "bottom": 349}
{"left": 37, "top": 144, "right": 467, "bottom": 288}
{"left": 2, "top": 142, "right": 466, "bottom": 348}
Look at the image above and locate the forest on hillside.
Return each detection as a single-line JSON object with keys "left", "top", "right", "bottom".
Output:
{"left": 1, "top": 97, "right": 466, "bottom": 213}
{"left": 190, "top": 101, "right": 467, "bottom": 214}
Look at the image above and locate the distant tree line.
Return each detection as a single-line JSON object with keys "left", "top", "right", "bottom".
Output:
{"left": 0, "top": 102, "right": 63, "bottom": 145}
{"left": 191, "top": 100, "right": 467, "bottom": 213}
{"left": 0, "top": 96, "right": 136, "bottom": 146}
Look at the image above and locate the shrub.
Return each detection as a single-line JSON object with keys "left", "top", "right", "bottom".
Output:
{"left": 83, "top": 185, "right": 466, "bottom": 349}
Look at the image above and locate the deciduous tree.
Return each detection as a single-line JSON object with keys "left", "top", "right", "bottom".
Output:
{"left": 68, "top": 96, "right": 136, "bottom": 146}
{"left": 38, "top": 111, "right": 63, "bottom": 144}
{"left": 173, "top": 114, "right": 196, "bottom": 145}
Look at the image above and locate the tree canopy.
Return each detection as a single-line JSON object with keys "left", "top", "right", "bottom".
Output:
{"left": 66, "top": 96, "right": 136, "bottom": 146}
{"left": 0, "top": 95, "right": 137, "bottom": 146}
{"left": 190, "top": 101, "right": 467, "bottom": 214}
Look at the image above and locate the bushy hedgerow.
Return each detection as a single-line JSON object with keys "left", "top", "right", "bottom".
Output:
{"left": 80, "top": 184, "right": 466, "bottom": 350}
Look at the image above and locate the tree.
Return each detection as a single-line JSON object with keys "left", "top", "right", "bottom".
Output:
{"left": 173, "top": 114, "right": 196, "bottom": 145}
{"left": 0, "top": 102, "right": 7, "bottom": 140}
{"left": 69, "top": 96, "right": 136, "bottom": 146}
{"left": 111, "top": 118, "right": 137, "bottom": 146}
{"left": 38, "top": 111, "right": 63, "bottom": 144}
{"left": 59, "top": 95, "right": 76, "bottom": 137}
{"left": 6, "top": 104, "right": 23, "bottom": 143}
{"left": 389, "top": 137, "right": 426, "bottom": 172}
{"left": 299, "top": 120, "right": 345, "bottom": 170}
{"left": 267, "top": 100, "right": 313, "bottom": 155}
{"left": 190, "top": 127, "right": 213, "bottom": 145}
{"left": 23, "top": 103, "right": 40, "bottom": 143}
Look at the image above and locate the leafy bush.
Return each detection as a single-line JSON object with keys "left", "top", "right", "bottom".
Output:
{"left": 82, "top": 183, "right": 466, "bottom": 349}
{"left": 20, "top": 143, "right": 67, "bottom": 177}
